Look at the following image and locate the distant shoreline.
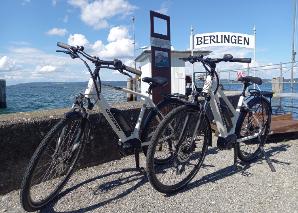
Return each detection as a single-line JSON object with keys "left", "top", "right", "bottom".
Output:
{"left": 6, "top": 81, "right": 127, "bottom": 87}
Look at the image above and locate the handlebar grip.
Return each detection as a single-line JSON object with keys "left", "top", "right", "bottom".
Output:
{"left": 230, "top": 58, "right": 251, "bottom": 63}
{"left": 57, "top": 42, "right": 72, "bottom": 50}
{"left": 124, "top": 66, "right": 142, "bottom": 76}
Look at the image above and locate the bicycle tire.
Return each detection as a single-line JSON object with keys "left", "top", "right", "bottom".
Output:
{"left": 146, "top": 104, "right": 211, "bottom": 193}
{"left": 141, "top": 97, "right": 184, "bottom": 163}
{"left": 235, "top": 96, "right": 271, "bottom": 163}
{"left": 20, "top": 115, "right": 89, "bottom": 212}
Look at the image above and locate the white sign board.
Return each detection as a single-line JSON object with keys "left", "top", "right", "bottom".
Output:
{"left": 193, "top": 32, "right": 255, "bottom": 49}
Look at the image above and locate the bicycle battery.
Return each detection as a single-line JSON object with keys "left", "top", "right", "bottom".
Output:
{"left": 110, "top": 108, "right": 133, "bottom": 136}
{"left": 220, "top": 104, "right": 234, "bottom": 132}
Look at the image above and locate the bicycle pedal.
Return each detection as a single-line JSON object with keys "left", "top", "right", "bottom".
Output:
{"left": 217, "top": 134, "right": 237, "bottom": 150}
{"left": 118, "top": 138, "right": 141, "bottom": 156}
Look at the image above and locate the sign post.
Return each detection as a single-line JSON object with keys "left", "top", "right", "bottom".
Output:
{"left": 150, "top": 10, "right": 171, "bottom": 103}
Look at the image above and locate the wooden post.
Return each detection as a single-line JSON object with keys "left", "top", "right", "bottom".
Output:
{"left": 0, "top": 79, "right": 7, "bottom": 108}
{"left": 132, "top": 77, "right": 138, "bottom": 101}
{"left": 127, "top": 78, "right": 133, "bottom": 101}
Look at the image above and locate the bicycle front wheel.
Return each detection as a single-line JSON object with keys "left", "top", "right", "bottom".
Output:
{"left": 146, "top": 105, "right": 211, "bottom": 194}
{"left": 20, "top": 115, "right": 89, "bottom": 212}
{"left": 141, "top": 97, "right": 184, "bottom": 163}
{"left": 235, "top": 96, "right": 271, "bottom": 163}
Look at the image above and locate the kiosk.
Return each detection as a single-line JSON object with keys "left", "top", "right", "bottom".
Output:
{"left": 135, "top": 50, "right": 211, "bottom": 97}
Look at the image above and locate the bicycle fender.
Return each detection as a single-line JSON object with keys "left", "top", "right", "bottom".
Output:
{"left": 248, "top": 96, "right": 272, "bottom": 114}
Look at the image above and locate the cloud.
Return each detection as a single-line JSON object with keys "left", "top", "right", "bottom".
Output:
{"left": 68, "top": 0, "right": 136, "bottom": 30}
{"left": 98, "top": 26, "right": 134, "bottom": 58}
{"left": 46, "top": 28, "right": 68, "bottom": 36}
{"left": 9, "top": 47, "right": 41, "bottom": 54}
{"left": 2, "top": 25, "right": 135, "bottom": 84}
{"left": 107, "top": 26, "right": 129, "bottom": 42}
{"left": 39, "top": 65, "right": 57, "bottom": 73}
{"left": 157, "top": 0, "right": 171, "bottom": 15}
{"left": 0, "top": 56, "right": 16, "bottom": 72}
{"left": 99, "top": 37, "right": 133, "bottom": 58}
{"left": 68, "top": 33, "right": 89, "bottom": 46}
{"left": 66, "top": 26, "right": 134, "bottom": 59}
{"left": 92, "top": 40, "right": 104, "bottom": 52}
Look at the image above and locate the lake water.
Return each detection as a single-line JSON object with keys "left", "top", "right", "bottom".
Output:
{"left": 0, "top": 81, "right": 297, "bottom": 118}
{"left": 0, "top": 81, "right": 127, "bottom": 114}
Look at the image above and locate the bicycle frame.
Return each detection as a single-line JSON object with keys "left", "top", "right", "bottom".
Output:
{"left": 83, "top": 77, "right": 156, "bottom": 145}
{"left": 204, "top": 75, "right": 263, "bottom": 143}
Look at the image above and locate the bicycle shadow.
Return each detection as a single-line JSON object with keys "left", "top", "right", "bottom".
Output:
{"left": 166, "top": 142, "right": 292, "bottom": 197}
{"left": 40, "top": 143, "right": 291, "bottom": 212}
{"left": 258, "top": 143, "right": 291, "bottom": 166}
{"left": 41, "top": 167, "right": 148, "bottom": 213}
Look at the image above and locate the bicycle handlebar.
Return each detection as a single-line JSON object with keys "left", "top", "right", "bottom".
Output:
{"left": 179, "top": 54, "right": 251, "bottom": 64}
{"left": 56, "top": 42, "right": 142, "bottom": 76}
{"left": 229, "top": 58, "right": 251, "bottom": 63}
{"left": 57, "top": 42, "right": 73, "bottom": 50}
{"left": 124, "top": 65, "right": 142, "bottom": 76}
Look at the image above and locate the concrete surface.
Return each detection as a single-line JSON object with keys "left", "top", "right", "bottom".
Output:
{"left": 0, "top": 138, "right": 297, "bottom": 213}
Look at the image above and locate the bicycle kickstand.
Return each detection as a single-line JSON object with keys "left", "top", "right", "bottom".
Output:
{"left": 260, "top": 145, "right": 276, "bottom": 172}
{"left": 233, "top": 144, "right": 240, "bottom": 170}
{"left": 134, "top": 148, "right": 145, "bottom": 173}
{"left": 134, "top": 147, "right": 140, "bottom": 169}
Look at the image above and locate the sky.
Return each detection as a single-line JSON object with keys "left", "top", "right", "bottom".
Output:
{"left": 0, "top": 0, "right": 297, "bottom": 85}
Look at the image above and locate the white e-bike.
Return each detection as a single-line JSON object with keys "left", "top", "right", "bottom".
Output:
{"left": 146, "top": 54, "right": 273, "bottom": 193}
{"left": 20, "top": 42, "right": 186, "bottom": 212}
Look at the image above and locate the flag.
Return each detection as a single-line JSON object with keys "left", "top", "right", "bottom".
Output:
{"left": 236, "top": 70, "right": 246, "bottom": 79}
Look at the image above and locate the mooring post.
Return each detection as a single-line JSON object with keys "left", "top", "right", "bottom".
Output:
{"left": 132, "top": 77, "right": 138, "bottom": 101}
{"left": 127, "top": 78, "right": 133, "bottom": 101}
{"left": 0, "top": 79, "right": 7, "bottom": 108}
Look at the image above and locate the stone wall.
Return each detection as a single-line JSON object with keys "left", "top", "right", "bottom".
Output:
{"left": 0, "top": 94, "right": 281, "bottom": 195}
{"left": 0, "top": 102, "right": 142, "bottom": 195}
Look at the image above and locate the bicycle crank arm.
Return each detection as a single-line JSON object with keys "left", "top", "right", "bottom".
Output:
{"left": 236, "top": 130, "right": 262, "bottom": 143}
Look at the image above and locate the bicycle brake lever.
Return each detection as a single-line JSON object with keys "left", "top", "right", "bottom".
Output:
{"left": 56, "top": 50, "right": 70, "bottom": 54}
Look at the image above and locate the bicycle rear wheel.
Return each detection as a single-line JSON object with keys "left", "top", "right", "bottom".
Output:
{"left": 146, "top": 105, "right": 210, "bottom": 193}
{"left": 235, "top": 96, "right": 271, "bottom": 163}
{"left": 20, "top": 115, "right": 89, "bottom": 212}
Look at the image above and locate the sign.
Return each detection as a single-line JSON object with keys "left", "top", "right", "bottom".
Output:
{"left": 150, "top": 10, "right": 171, "bottom": 103}
{"left": 193, "top": 32, "right": 255, "bottom": 49}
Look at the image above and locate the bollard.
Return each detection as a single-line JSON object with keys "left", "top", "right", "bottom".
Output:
{"left": 127, "top": 78, "right": 133, "bottom": 101}
{"left": 132, "top": 77, "right": 138, "bottom": 101}
{"left": 0, "top": 79, "right": 6, "bottom": 108}
{"left": 272, "top": 77, "right": 284, "bottom": 94}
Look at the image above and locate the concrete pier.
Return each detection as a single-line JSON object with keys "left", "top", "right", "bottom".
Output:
{"left": 0, "top": 79, "right": 6, "bottom": 108}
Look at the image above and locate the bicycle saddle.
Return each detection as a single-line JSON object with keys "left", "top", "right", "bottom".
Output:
{"left": 238, "top": 76, "right": 262, "bottom": 85}
{"left": 142, "top": 76, "right": 168, "bottom": 87}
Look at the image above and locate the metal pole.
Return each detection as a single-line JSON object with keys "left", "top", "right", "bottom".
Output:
{"left": 291, "top": 0, "right": 297, "bottom": 93}
{"left": 191, "top": 25, "right": 194, "bottom": 56}
{"left": 253, "top": 25, "right": 256, "bottom": 88}
{"left": 190, "top": 26, "right": 195, "bottom": 91}
{"left": 132, "top": 16, "right": 136, "bottom": 69}
{"left": 132, "top": 16, "right": 138, "bottom": 100}
{"left": 280, "top": 62, "right": 283, "bottom": 93}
